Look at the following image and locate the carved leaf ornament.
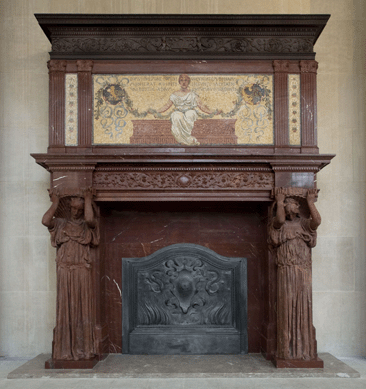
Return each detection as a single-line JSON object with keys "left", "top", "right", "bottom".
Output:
{"left": 52, "top": 37, "right": 313, "bottom": 54}
{"left": 93, "top": 171, "right": 274, "bottom": 190}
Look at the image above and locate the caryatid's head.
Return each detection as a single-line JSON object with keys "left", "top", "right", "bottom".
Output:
{"left": 70, "top": 197, "right": 84, "bottom": 220}
{"left": 284, "top": 197, "right": 300, "bottom": 220}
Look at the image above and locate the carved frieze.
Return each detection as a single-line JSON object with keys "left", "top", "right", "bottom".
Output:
{"left": 52, "top": 37, "right": 314, "bottom": 56}
{"left": 93, "top": 170, "right": 274, "bottom": 190}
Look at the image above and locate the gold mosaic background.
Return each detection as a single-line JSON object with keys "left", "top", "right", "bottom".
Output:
{"left": 93, "top": 74, "right": 274, "bottom": 145}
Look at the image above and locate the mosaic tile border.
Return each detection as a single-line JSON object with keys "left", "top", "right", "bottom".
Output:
{"left": 65, "top": 73, "right": 78, "bottom": 146}
{"left": 288, "top": 74, "right": 301, "bottom": 146}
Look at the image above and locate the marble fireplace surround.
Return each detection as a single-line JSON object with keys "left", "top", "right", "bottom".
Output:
{"left": 32, "top": 14, "right": 334, "bottom": 368}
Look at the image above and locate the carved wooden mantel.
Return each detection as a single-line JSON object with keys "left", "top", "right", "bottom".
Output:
{"left": 33, "top": 152, "right": 332, "bottom": 201}
{"left": 33, "top": 14, "right": 333, "bottom": 369}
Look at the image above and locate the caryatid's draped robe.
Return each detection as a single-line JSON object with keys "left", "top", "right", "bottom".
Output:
{"left": 49, "top": 217, "right": 100, "bottom": 360}
{"left": 268, "top": 215, "right": 317, "bottom": 360}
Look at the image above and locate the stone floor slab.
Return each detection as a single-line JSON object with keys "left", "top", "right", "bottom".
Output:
{"left": 6, "top": 353, "right": 360, "bottom": 379}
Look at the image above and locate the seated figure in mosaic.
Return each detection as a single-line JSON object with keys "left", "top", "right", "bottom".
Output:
{"left": 153, "top": 74, "right": 221, "bottom": 146}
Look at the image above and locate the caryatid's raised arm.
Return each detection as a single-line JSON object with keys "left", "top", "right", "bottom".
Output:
{"left": 42, "top": 190, "right": 59, "bottom": 229}
{"left": 307, "top": 188, "right": 321, "bottom": 230}
{"left": 83, "top": 189, "right": 97, "bottom": 228}
{"left": 273, "top": 189, "right": 286, "bottom": 229}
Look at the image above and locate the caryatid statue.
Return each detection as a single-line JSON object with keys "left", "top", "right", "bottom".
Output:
{"left": 268, "top": 188, "right": 321, "bottom": 361}
{"left": 42, "top": 189, "right": 100, "bottom": 361}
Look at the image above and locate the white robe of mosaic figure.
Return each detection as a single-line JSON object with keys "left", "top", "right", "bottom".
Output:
{"left": 169, "top": 91, "right": 200, "bottom": 146}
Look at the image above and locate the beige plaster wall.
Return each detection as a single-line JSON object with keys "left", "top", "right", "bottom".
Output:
{"left": 0, "top": 0, "right": 365, "bottom": 357}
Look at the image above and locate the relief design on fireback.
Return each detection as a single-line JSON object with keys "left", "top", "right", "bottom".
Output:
{"left": 137, "top": 256, "right": 232, "bottom": 326}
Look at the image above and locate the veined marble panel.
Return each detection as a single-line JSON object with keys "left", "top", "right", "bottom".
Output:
{"left": 65, "top": 74, "right": 78, "bottom": 146}
{"left": 93, "top": 74, "right": 274, "bottom": 146}
{"left": 288, "top": 74, "right": 301, "bottom": 146}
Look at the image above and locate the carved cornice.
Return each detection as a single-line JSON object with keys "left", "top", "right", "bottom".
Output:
{"left": 93, "top": 171, "right": 274, "bottom": 190}
{"left": 31, "top": 152, "right": 335, "bottom": 172}
{"left": 47, "top": 60, "right": 67, "bottom": 72}
{"left": 300, "top": 60, "right": 318, "bottom": 73}
{"left": 35, "top": 14, "right": 330, "bottom": 60}
{"left": 76, "top": 60, "right": 94, "bottom": 72}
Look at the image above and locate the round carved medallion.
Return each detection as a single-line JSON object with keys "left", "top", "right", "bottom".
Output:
{"left": 177, "top": 175, "right": 191, "bottom": 187}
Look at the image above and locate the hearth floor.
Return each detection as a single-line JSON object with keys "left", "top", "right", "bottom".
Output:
{"left": 1, "top": 353, "right": 364, "bottom": 389}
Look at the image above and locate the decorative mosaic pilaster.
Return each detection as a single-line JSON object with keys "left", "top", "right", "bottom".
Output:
{"left": 288, "top": 75, "right": 301, "bottom": 146}
{"left": 65, "top": 74, "right": 78, "bottom": 146}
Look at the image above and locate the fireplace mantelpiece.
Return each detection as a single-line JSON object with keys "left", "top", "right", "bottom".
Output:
{"left": 33, "top": 14, "right": 333, "bottom": 369}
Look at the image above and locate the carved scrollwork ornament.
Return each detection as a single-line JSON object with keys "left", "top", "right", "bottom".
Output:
{"left": 51, "top": 36, "right": 314, "bottom": 56}
{"left": 93, "top": 171, "right": 274, "bottom": 190}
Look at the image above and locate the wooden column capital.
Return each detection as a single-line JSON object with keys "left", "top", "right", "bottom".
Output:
{"left": 77, "top": 60, "right": 94, "bottom": 72}
{"left": 300, "top": 60, "right": 318, "bottom": 74}
{"left": 47, "top": 60, "right": 67, "bottom": 73}
{"left": 272, "top": 60, "right": 290, "bottom": 73}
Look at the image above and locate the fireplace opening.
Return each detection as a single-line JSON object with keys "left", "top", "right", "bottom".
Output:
{"left": 99, "top": 201, "right": 272, "bottom": 355}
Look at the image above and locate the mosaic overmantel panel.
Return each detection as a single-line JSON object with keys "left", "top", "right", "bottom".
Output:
{"left": 92, "top": 74, "right": 274, "bottom": 146}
